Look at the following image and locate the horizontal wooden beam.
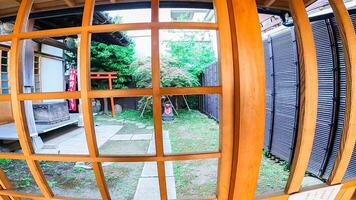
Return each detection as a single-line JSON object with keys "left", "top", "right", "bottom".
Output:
{"left": 0, "top": 152, "right": 221, "bottom": 163}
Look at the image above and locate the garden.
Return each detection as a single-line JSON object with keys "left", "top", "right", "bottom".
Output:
{"left": 0, "top": 20, "right": 295, "bottom": 199}
{"left": 0, "top": 109, "right": 292, "bottom": 199}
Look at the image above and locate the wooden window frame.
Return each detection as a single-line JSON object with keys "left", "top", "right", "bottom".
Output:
{"left": 0, "top": 0, "right": 355, "bottom": 199}
{"left": 0, "top": 0, "right": 234, "bottom": 199}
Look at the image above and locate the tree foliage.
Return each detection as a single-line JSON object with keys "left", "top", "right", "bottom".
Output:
{"left": 90, "top": 42, "right": 135, "bottom": 89}
{"left": 64, "top": 40, "right": 136, "bottom": 90}
{"left": 164, "top": 31, "right": 217, "bottom": 85}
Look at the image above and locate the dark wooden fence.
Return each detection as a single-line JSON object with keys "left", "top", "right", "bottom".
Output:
{"left": 263, "top": 11, "right": 356, "bottom": 181}
{"left": 200, "top": 62, "right": 220, "bottom": 121}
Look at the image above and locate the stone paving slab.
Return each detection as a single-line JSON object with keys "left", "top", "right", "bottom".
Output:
{"left": 38, "top": 125, "right": 122, "bottom": 155}
{"left": 134, "top": 130, "right": 177, "bottom": 199}
{"left": 133, "top": 177, "right": 176, "bottom": 200}
{"left": 131, "top": 134, "right": 152, "bottom": 141}
{"left": 141, "top": 161, "right": 174, "bottom": 177}
{"left": 110, "top": 134, "right": 133, "bottom": 141}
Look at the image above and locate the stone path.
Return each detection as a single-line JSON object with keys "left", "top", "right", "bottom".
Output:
{"left": 38, "top": 125, "right": 122, "bottom": 154}
{"left": 134, "top": 131, "right": 177, "bottom": 200}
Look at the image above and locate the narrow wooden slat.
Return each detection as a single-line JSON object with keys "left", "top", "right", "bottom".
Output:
{"left": 0, "top": 153, "right": 221, "bottom": 163}
{"left": 0, "top": 190, "right": 98, "bottom": 200}
{"left": 18, "top": 91, "right": 81, "bottom": 100}
{"left": 9, "top": 0, "right": 54, "bottom": 198}
{"left": 160, "top": 86, "right": 221, "bottom": 95}
{"left": 214, "top": 0, "right": 234, "bottom": 199}
{"left": 227, "top": 0, "right": 266, "bottom": 199}
{"left": 327, "top": 0, "right": 356, "bottom": 185}
{"left": 285, "top": 0, "right": 319, "bottom": 194}
{"left": 17, "top": 27, "right": 82, "bottom": 39}
{"left": 13, "top": 22, "right": 217, "bottom": 41}
{"left": 88, "top": 88, "right": 152, "bottom": 98}
{"left": 156, "top": 22, "right": 218, "bottom": 29}
{"left": 0, "top": 35, "right": 12, "bottom": 42}
{"left": 151, "top": 0, "right": 168, "bottom": 199}
{"left": 0, "top": 95, "right": 11, "bottom": 101}
{"left": 80, "top": 0, "right": 110, "bottom": 199}
{"left": 0, "top": 191, "right": 45, "bottom": 200}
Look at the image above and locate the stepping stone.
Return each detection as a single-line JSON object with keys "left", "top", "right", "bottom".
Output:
{"left": 134, "top": 177, "right": 176, "bottom": 200}
{"left": 110, "top": 134, "right": 133, "bottom": 141}
{"left": 131, "top": 134, "right": 152, "bottom": 141}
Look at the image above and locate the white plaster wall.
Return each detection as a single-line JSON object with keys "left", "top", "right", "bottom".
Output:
{"left": 40, "top": 44, "right": 65, "bottom": 100}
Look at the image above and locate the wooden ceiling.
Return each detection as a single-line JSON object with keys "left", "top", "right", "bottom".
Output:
{"left": 0, "top": 0, "right": 317, "bottom": 18}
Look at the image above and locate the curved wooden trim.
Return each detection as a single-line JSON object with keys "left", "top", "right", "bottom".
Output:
{"left": 214, "top": 0, "right": 235, "bottom": 199}
{"left": 9, "top": 0, "right": 54, "bottom": 198}
{"left": 79, "top": 0, "right": 111, "bottom": 199}
{"left": 227, "top": 0, "right": 266, "bottom": 199}
{"left": 285, "top": 0, "right": 318, "bottom": 194}
{"left": 327, "top": 0, "right": 356, "bottom": 185}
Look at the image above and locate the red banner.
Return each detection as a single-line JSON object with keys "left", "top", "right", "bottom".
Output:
{"left": 68, "top": 68, "right": 77, "bottom": 111}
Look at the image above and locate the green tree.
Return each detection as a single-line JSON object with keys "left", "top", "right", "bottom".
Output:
{"left": 90, "top": 42, "right": 135, "bottom": 89}
{"left": 63, "top": 33, "right": 135, "bottom": 90}
{"left": 164, "top": 31, "right": 217, "bottom": 85}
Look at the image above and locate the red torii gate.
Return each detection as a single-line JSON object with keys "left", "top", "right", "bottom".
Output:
{"left": 90, "top": 72, "right": 117, "bottom": 117}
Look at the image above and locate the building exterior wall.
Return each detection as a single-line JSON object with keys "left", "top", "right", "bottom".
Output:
{"left": 40, "top": 44, "right": 65, "bottom": 102}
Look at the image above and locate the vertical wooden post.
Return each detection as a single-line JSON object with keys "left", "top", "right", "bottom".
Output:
{"left": 9, "top": 0, "right": 54, "bottom": 198}
{"left": 80, "top": 0, "right": 111, "bottom": 199}
{"left": 285, "top": 0, "right": 318, "bottom": 194}
{"left": 327, "top": 0, "right": 356, "bottom": 185}
{"left": 227, "top": 0, "right": 266, "bottom": 199}
{"left": 151, "top": 0, "right": 168, "bottom": 199}
{"left": 215, "top": 0, "right": 234, "bottom": 199}
{"left": 108, "top": 75, "right": 115, "bottom": 117}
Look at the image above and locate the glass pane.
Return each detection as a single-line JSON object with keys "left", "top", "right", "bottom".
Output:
{"left": 90, "top": 30, "right": 152, "bottom": 90}
{"left": 29, "top": 0, "right": 82, "bottom": 32}
{"left": 162, "top": 94, "right": 220, "bottom": 154}
{"left": 39, "top": 161, "right": 101, "bottom": 199}
{"left": 159, "top": 29, "right": 219, "bottom": 88}
{"left": 96, "top": 97, "right": 155, "bottom": 156}
{"left": 30, "top": 99, "right": 88, "bottom": 155}
{"left": 21, "top": 36, "right": 79, "bottom": 94}
{"left": 102, "top": 162, "right": 161, "bottom": 200}
{"left": 159, "top": 7, "right": 215, "bottom": 23}
{"left": 0, "top": 3, "right": 17, "bottom": 36}
{"left": 167, "top": 159, "right": 218, "bottom": 199}
{"left": 93, "top": 7, "right": 151, "bottom": 24}
{"left": 0, "top": 159, "right": 41, "bottom": 194}
{"left": 256, "top": 153, "right": 290, "bottom": 195}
